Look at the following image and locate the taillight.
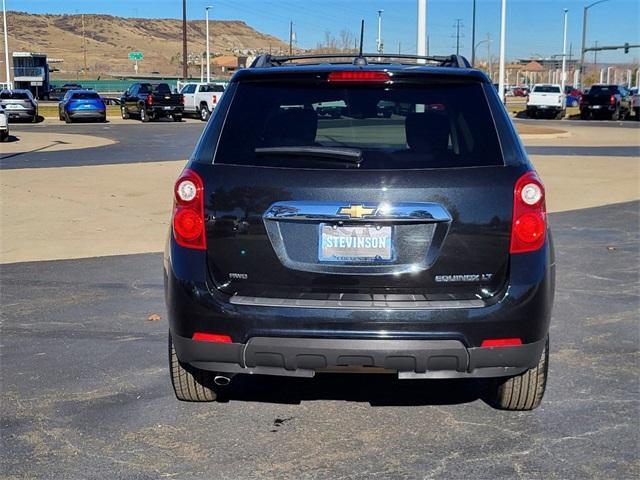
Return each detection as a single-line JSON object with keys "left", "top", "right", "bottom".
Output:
{"left": 579, "top": 95, "right": 583, "bottom": 105}
{"left": 327, "top": 71, "right": 391, "bottom": 83}
{"left": 212, "top": 95, "right": 217, "bottom": 103}
{"left": 173, "top": 169, "right": 206, "bottom": 250}
{"left": 610, "top": 95, "right": 615, "bottom": 106}
{"left": 510, "top": 171, "right": 546, "bottom": 254}
{"left": 146, "top": 94, "right": 153, "bottom": 106}
{"left": 181, "top": 95, "right": 185, "bottom": 105}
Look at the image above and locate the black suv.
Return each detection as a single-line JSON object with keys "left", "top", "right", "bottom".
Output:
{"left": 164, "top": 54, "right": 555, "bottom": 410}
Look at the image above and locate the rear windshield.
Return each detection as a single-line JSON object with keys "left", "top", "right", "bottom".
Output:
{"left": 71, "top": 92, "right": 100, "bottom": 100}
{"left": 533, "top": 86, "right": 561, "bottom": 93}
{"left": 0, "top": 91, "right": 30, "bottom": 99}
{"left": 589, "top": 85, "right": 619, "bottom": 94}
{"left": 139, "top": 83, "right": 171, "bottom": 94}
{"left": 201, "top": 84, "right": 225, "bottom": 92}
{"left": 213, "top": 82, "right": 503, "bottom": 169}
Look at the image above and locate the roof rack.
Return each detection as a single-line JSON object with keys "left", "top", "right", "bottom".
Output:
{"left": 250, "top": 53, "right": 471, "bottom": 69}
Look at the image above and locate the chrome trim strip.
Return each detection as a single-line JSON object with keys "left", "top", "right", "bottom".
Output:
{"left": 263, "top": 201, "right": 452, "bottom": 223}
{"left": 230, "top": 295, "right": 484, "bottom": 310}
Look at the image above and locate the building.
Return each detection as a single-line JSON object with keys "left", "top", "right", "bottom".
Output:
{"left": 12, "top": 52, "right": 51, "bottom": 99}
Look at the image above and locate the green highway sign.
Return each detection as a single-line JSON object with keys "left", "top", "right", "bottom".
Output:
{"left": 128, "top": 52, "right": 144, "bottom": 61}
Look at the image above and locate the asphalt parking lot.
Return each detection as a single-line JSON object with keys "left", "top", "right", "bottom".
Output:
{"left": 1, "top": 118, "right": 639, "bottom": 479}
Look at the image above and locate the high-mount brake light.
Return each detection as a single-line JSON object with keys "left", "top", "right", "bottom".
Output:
{"left": 172, "top": 169, "right": 206, "bottom": 250}
{"left": 510, "top": 171, "right": 546, "bottom": 254}
{"left": 327, "top": 71, "right": 391, "bottom": 83}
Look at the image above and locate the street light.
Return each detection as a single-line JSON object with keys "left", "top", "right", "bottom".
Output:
{"left": 579, "top": 0, "right": 611, "bottom": 88}
{"left": 376, "top": 9, "right": 384, "bottom": 54}
{"left": 497, "top": 0, "right": 506, "bottom": 103}
{"left": 561, "top": 8, "right": 568, "bottom": 92}
{"left": 205, "top": 5, "right": 212, "bottom": 83}
{"left": 2, "top": 0, "right": 10, "bottom": 88}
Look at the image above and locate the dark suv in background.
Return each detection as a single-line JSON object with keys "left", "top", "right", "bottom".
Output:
{"left": 164, "top": 53, "right": 555, "bottom": 410}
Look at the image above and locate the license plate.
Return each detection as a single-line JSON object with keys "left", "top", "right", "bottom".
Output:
{"left": 319, "top": 224, "right": 393, "bottom": 263}
{"left": 163, "top": 106, "right": 171, "bottom": 110}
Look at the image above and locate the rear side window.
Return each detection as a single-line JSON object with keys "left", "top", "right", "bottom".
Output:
{"left": 213, "top": 82, "right": 503, "bottom": 169}
{"left": 201, "top": 84, "right": 225, "bottom": 92}
{"left": 533, "top": 85, "right": 561, "bottom": 93}
{"left": 71, "top": 92, "right": 100, "bottom": 100}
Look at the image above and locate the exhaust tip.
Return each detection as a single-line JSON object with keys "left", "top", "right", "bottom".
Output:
{"left": 213, "top": 375, "right": 232, "bottom": 386}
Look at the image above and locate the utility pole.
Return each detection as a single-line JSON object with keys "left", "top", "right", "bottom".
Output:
{"left": 593, "top": 40, "right": 598, "bottom": 68}
{"left": 289, "top": 20, "right": 293, "bottom": 55}
{"left": 454, "top": 19, "right": 463, "bottom": 56}
{"left": 426, "top": 35, "right": 429, "bottom": 56}
{"left": 82, "top": 14, "right": 87, "bottom": 78}
{"left": 398, "top": 41, "right": 401, "bottom": 54}
{"left": 497, "top": 0, "right": 506, "bottom": 102}
{"left": 471, "top": 0, "right": 477, "bottom": 66}
{"left": 205, "top": 5, "right": 212, "bottom": 83}
{"left": 417, "top": 0, "right": 427, "bottom": 63}
{"left": 182, "top": 0, "right": 188, "bottom": 79}
{"left": 487, "top": 33, "right": 492, "bottom": 81}
{"left": 2, "top": 0, "right": 9, "bottom": 88}
{"left": 561, "top": 8, "right": 568, "bottom": 92}
{"left": 376, "top": 9, "right": 384, "bottom": 54}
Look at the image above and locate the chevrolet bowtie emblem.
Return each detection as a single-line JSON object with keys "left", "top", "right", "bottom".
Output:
{"left": 337, "top": 204, "right": 376, "bottom": 218}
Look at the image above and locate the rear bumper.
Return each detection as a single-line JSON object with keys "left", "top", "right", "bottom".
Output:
{"left": 172, "top": 333, "right": 547, "bottom": 379}
{"left": 6, "top": 110, "right": 35, "bottom": 120}
{"left": 149, "top": 106, "right": 183, "bottom": 116}
{"left": 68, "top": 109, "right": 105, "bottom": 118}
{"left": 527, "top": 105, "right": 563, "bottom": 112}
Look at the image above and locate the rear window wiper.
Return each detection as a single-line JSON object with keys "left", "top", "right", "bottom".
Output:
{"left": 255, "top": 146, "right": 363, "bottom": 165}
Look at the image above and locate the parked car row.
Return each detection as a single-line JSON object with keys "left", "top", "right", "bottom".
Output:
{"left": 524, "top": 83, "right": 638, "bottom": 121}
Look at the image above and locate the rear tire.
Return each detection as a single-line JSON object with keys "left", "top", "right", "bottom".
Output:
{"left": 140, "top": 108, "right": 149, "bottom": 123}
{"left": 169, "top": 333, "right": 220, "bottom": 402}
{"left": 555, "top": 109, "right": 565, "bottom": 120}
{"left": 121, "top": 106, "right": 129, "bottom": 119}
{"left": 611, "top": 106, "right": 620, "bottom": 121}
{"left": 173, "top": 114, "right": 183, "bottom": 122}
{"left": 199, "top": 104, "right": 210, "bottom": 121}
{"left": 64, "top": 113, "right": 72, "bottom": 124}
{"left": 486, "top": 336, "right": 549, "bottom": 411}
{"left": 580, "top": 110, "right": 590, "bottom": 120}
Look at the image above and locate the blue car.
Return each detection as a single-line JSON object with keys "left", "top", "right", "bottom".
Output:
{"left": 58, "top": 89, "right": 106, "bottom": 123}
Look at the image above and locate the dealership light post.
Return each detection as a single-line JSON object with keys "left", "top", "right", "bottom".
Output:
{"left": 376, "top": 9, "right": 384, "bottom": 54}
{"left": 417, "top": 0, "right": 427, "bottom": 63}
{"left": 561, "top": 8, "right": 568, "bottom": 92}
{"left": 579, "top": 0, "right": 611, "bottom": 88}
{"left": 205, "top": 5, "right": 212, "bottom": 83}
{"left": 497, "top": 0, "right": 506, "bottom": 103}
{"left": 2, "top": 0, "right": 9, "bottom": 87}
{"left": 182, "top": 0, "right": 188, "bottom": 79}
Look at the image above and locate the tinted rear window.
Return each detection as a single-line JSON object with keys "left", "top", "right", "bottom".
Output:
{"left": 201, "top": 84, "right": 225, "bottom": 92}
{"left": 533, "top": 85, "right": 561, "bottom": 93}
{"left": 1, "top": 91, "right": 30, "bottom": 99}
{"left": 213, "top": 82, "right": 503, "bottom": 169}
{"left": 589, "top": 85, "right": 618, "bottom": 94}
{"left": 71, "top": 92, "right": 100, "bottom": 100}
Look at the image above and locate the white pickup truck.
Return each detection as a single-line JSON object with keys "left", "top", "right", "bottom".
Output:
{"left": 526, "top": 84, "right": 566, "bottom": 119}
{"left": 631, "top": 87, "right": 640, "bottom": 121}
{"left": 180, "top": 82, "right": 226, "bottom": 121}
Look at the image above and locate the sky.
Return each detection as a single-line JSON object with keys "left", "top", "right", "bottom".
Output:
{"left": 8, "top": 0, "right": 640, "bottom": 63}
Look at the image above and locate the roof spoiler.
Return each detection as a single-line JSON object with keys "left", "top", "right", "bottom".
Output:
{"left": 250, "top": 53, "right": 471, "bottom": 69}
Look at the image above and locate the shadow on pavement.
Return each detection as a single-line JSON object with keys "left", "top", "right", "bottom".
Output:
{"left": 216, "top": 372, "right": 490, "bottom": 407}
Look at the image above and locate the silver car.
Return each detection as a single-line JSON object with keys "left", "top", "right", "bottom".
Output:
{"left": 0, "top": 89, "right": 38, "bottom": 122}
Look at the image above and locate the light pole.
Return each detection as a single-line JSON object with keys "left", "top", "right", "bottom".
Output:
{"left": 417, "top": 0, "right": 427, "bottom": 63}
{"left": 182, "top": 0, "right": 188, "bottom": 79}
{"left": 205, "top": 5, "right": 212, "bottom": 83}
{"left": 497, "top": 0, "right": 506, "bottom": 102}
{"left": 471, "top": 0, "right": 476, "bottom": 66}
{"left": 474, "top": 37, "right": 490, "bottom": 77}
{"left": 561, "top": 8, "right": 568, "bottom": 92}
{"left": 579, "top": 0, "right": 611, "bottom": 88}
{"left": 2, "top": 0, "right": 9, "bottom": 87}
{"left": 376, "top": 9, "right": 384, "bottom": 54}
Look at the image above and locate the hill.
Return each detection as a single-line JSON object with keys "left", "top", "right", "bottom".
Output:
{"left": 5, "top": 11, "right": 288, "bottom": 77}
